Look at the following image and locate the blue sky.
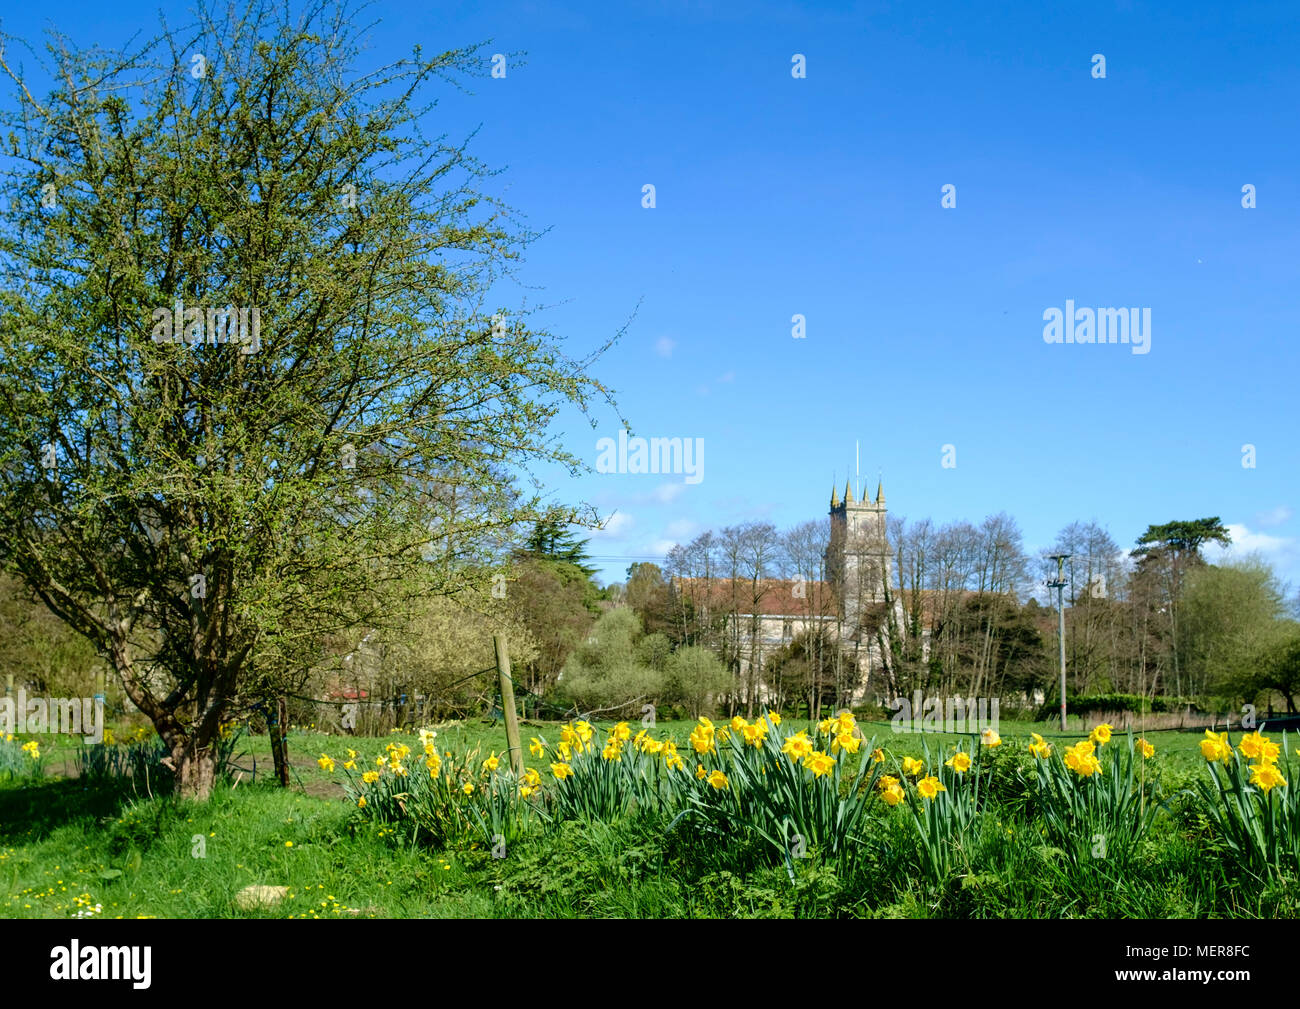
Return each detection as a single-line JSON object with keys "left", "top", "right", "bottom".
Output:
{"left": 6, "top": 0, "right": 1298, "bottom": 588}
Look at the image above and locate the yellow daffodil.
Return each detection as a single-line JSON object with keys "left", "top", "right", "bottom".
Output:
{"left": 1200, "top": 730, "right": 1231, "bottom": 763}
{"left": 317, "top": 754, "right": 335, "bottom": 773}
{"left": 945, "top": 751, "right": 972, "bottom": 774}
{"left": 980, "top": 727, "right": 1001, "bottom": 747}
{"left": 781, "top": 730, "right": 814, "bottom": 763}
{"left": 766, "top": 710, "right": 782, "bottom": 726}
{"left": 551, "top": 762, "right": 573, "bottom": 780}
{"left": 1239, "top": 731, "right": 1280, "bottom": 765}
{"left": 1063, "top": 741, "right": 1101, "bottom": 777}
{"left": 817, "top": 717, "right": 835, "bottom": 735}
{"left": 356, "top": 796, "right": 366, "bottom": 808}
{"left": 707, "top": 769, "right": 728, "bottom": 790}
{"left": 362, "top": 770, "right": 380, "bottom": 784}
{"left": 1028, "top": 732, "right": 1052, "bottom": 759}
{"left": 696, "top": 764, "right": 708, "bottom": 780}
{"left": 880, "top": 782, "right": 905, "bottom": 806}
{"left": 871, "top": 747, "right": 884, "bottom": 764}
{"left": 805, "top": 751, "right": 836, "bottom": 778}
{"left": 902, "top": 756, "right": 924, "bottom": 777}
{"left": 1248, "top": 761, "right": 1287, "bottom": 794}
{"left": 916, "top": 775, "right": 947, "bottom": 800}
{"left": 689, "top": 723, "right": 716, "bottom": 754}
{"left": 1137, "top": 738, "right": 1155, "bottom": 759}
{"left": 1238, "top": 731, "right": 1265, "bottom": 759}
{"left": 1089, "top": 723, "right": 1113, "bottom": 746}
{"left": 462, "top": 782, "right": 474, "bottom": 795}
{"left": 832, "top": 732, "right": 860, "bottom": 755}
{"left": 529, "top": 737, "right": 544, "bottom": 758}
{"left": 482, "top": 752, "right": 500, "bottom": 772}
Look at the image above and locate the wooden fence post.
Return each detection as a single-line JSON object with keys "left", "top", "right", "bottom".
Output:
{"left": 494, "top": 634, "right": 523, "bottom": 776}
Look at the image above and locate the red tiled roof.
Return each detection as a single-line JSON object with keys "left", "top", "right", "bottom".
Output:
{"left": 671, "top": 577, "right": 839, "bottom": 617}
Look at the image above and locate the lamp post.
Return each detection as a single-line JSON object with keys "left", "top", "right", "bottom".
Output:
{"left": 1047, "top": 553, "right": 1071, "bottom": 731}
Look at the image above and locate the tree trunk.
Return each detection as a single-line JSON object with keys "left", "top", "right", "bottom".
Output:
{"left": 269, "top": 696, "right": 291, "bottom": 787}
{"left": 173, "top": 739, "right": 217, "bottom": 800}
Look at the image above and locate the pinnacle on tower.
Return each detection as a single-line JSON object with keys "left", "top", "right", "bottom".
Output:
{"left": 844, "top": 479, "right": 853, "bottom": 505}
{"left": 831, "top": 482, "right": 840, "bottom": 508}
{"left": 875, "top": 479, "right": 884, "bottom": 504}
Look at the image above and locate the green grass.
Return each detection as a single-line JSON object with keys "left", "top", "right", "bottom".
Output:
{"left": 2, "top": 716, "right": 1295, "bottom": 919}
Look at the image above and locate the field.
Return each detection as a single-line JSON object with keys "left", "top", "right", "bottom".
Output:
{"left": 2, "top": 715, "right": 1297, "bottom": 919}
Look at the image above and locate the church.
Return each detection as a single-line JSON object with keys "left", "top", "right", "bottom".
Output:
{"left": 673, "top": 478, "right": 911, "bottom": 703}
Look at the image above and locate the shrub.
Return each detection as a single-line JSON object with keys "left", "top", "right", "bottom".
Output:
{"left": 663, "top": 646, "right": 731, "bottom": 718}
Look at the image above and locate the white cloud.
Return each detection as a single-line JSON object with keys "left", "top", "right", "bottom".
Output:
{"left": 1205, "top": 524, "right": 1299, "bottom": 581}
{"left": 654, "top": 336, "right": 676, "bottom": 358}
{"left": 1255, "top": 505, "right": 1293, "bottom": 528}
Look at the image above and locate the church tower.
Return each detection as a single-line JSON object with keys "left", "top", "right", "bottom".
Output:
{"left": 828, "top": 477, "right": 890, "bottom": 629}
